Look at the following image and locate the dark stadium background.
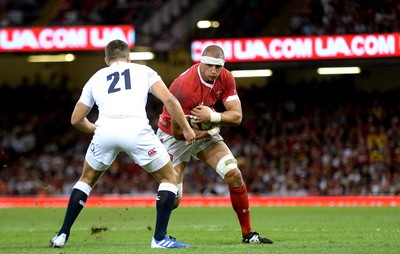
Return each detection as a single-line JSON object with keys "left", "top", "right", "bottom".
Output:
{"left": 1, "top": 0, "right": 400, "bottom": 197}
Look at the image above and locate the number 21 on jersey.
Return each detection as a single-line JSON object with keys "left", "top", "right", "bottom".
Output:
{"left": 107, "top": 69, "right": 131, "bottom": 94}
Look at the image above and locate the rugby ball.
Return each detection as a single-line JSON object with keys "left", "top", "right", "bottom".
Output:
{"left": 189, "top": 118, "right": 215, "bottom": 131}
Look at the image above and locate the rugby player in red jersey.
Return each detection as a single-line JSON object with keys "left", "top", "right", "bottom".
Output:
{"left": 157, "top": 45, "right": 273, "bottom": 244}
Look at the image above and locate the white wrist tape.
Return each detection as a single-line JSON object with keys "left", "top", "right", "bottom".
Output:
{"left": 210, "top": 112, "right": 221, "bottom": 123}
{"left": 176, "top": 183, "right": 183, "bottom": 200}
{"left": 208, "top": 126, "right": 220, "bottom": 136}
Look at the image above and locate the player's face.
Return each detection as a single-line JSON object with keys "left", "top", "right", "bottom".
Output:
{"left": 200, "top": 63, "right": 223, "bottom": 83}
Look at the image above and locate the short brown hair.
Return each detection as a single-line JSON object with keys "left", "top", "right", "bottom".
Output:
{"left": 105, "top": 40, "right": 130, "bottom": 61}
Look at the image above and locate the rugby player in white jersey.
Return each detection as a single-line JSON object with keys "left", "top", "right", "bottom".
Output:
{"left": 49, "top": 39, "right": 195, "bottom": 249}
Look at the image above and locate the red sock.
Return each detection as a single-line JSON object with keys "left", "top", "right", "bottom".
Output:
{"left": 229, "top": 185, "right": 252, "bottom": 236}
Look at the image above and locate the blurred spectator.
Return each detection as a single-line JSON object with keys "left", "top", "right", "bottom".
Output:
{"left": 289, "top": 0, "right": 400, "bottom": 35}
{"left": 49, "top": 0, "right": 162, "bottom": 26}
{"left": 0, "top": 0, "right": 42, "bottom": 27}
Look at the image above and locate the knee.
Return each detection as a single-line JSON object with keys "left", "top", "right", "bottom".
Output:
{"left": 224, "top": 168, "right": 244, "bottom": 186}
{"left": 216, "top": 154, "right": 242, "bottom": 186}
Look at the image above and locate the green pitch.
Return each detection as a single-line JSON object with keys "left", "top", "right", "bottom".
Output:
{"left": 0, "top": 206, "right": 399, "bottom": 254}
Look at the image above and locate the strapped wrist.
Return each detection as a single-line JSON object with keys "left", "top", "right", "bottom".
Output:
{"left": 210, "top": 112, "right": 221, "bottom": 123}
{"left": 207, "top": 126, "right": 220, "bottom": 136}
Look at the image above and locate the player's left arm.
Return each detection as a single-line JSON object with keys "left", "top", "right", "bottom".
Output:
{"left": 219, "top": 98, "right": 242, "bottom": 125}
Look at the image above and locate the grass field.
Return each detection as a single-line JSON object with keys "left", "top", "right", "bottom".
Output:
{"left": 0, "top": 206, "right": 399, "bottom": 254}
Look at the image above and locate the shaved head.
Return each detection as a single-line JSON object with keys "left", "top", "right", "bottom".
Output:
{"left": 202, "top": 45, "right": 225, "bottom": 60}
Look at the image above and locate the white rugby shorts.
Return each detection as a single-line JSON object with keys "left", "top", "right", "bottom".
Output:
{"left": 85, "top": 120, "right": 170, "bottom": 173}
{"left": 156, "top": 129, "right": 223, "bottom": 167}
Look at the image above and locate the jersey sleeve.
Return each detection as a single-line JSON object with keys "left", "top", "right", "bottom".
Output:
{"left": 221, "top": 70, "right": 239, "bottom": 102}
{"left": 147, "top": 67, "right": 163, "bottom": 93}
{"left": 78, "top": 75, "right": 95, "bottom": 108}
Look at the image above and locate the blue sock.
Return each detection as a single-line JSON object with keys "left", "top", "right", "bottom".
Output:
{"left": 58, "top": 188, "right": 88, "bottom": 236}
{"left": 154, "top": 183, "right": 177, "bottom": 240}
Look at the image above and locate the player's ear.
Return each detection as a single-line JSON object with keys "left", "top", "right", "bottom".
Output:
{"left": 104, "top": 57, "right": 109, "bottom": 65}
{"left": 126, "top": 54, "right": 131, "bottom": 62}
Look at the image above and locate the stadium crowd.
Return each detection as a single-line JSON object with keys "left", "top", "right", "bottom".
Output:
{"left": 47, "top": 0, "right": 163, "bottom": 27}
{"left": 1, "top": 74, "right": 400, "bottom": 197}
{"left": 1, "top": 0, "right": 400, "bottom": 197}
{"left": 0, "top": 0, "right": 43, "bottom": 27}
{"left": 289, "top": 0, "right": 400, "bottom": 35}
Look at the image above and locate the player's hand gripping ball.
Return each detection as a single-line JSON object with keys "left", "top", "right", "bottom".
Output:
{"left": 188, "top": 106, "right": 217, "bottom": 131}
{"left": 189, "top": 116, "right": 215, "bottom": 130}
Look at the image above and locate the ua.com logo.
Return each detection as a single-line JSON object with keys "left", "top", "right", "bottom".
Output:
{"left": 147, "top": 148, "right": 157, "bottom": 157}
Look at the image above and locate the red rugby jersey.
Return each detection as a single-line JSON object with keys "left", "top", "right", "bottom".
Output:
{"left": 158, "top": 63, "right": 238, "bottom": 134}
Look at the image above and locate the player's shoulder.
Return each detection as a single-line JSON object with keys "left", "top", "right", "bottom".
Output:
{"left": 117, "top": 62, "right": 150, "bottom": 71}
{"left": 104, "top": 62, "right": 151, "bottom": 70}
{"left": 218, "top": 67, "right": 235, "bottom": 84}
{"left": 175, "top": 64, "right": 198, "bottom": 81}
{"left": 131, "top": 62, "right": 157, "bottom": 75}
{"left": 221, "top": 67, "right": 234, "bottom": 78}
{"left": 88, "top": 66, "right": 109, "bottom": 82}
{"left": 128, "top": 62, "right": 148, "bottom": 69}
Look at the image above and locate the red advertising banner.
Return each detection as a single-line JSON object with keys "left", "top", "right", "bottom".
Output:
{"left": 191, "top": 34, "right": 400, "bottom": 62}
{"left": 0, "top": 25, "right": 135, "bottom": 52}
{"left": 0, "top": 196, "right": 399, "bottom": 208}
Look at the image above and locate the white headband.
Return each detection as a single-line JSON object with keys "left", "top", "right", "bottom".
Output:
{"left": 200, "top": 56, "right": 225, "bottom": 66}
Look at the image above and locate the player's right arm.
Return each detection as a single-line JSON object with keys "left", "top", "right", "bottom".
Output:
{"left": 71, "top": 102, "right": 96, "bottom": 134}
{"left": 171, "top": 119, "right": 212, "bottom": 140}
{"left": 152, "top": 81, "right": 195, "bottom": 145}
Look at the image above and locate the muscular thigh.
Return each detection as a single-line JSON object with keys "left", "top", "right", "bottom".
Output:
{"left": 196, "top": 141, "right": 232, "bottom": 169}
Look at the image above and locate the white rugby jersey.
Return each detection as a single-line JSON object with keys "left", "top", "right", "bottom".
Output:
{"left": 79, "top": 61, "right": 162, "bottom": 124}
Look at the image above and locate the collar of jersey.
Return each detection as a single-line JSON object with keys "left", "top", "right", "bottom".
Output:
{"left": 110, "top": 61, "right": 128, "bottom": 66}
